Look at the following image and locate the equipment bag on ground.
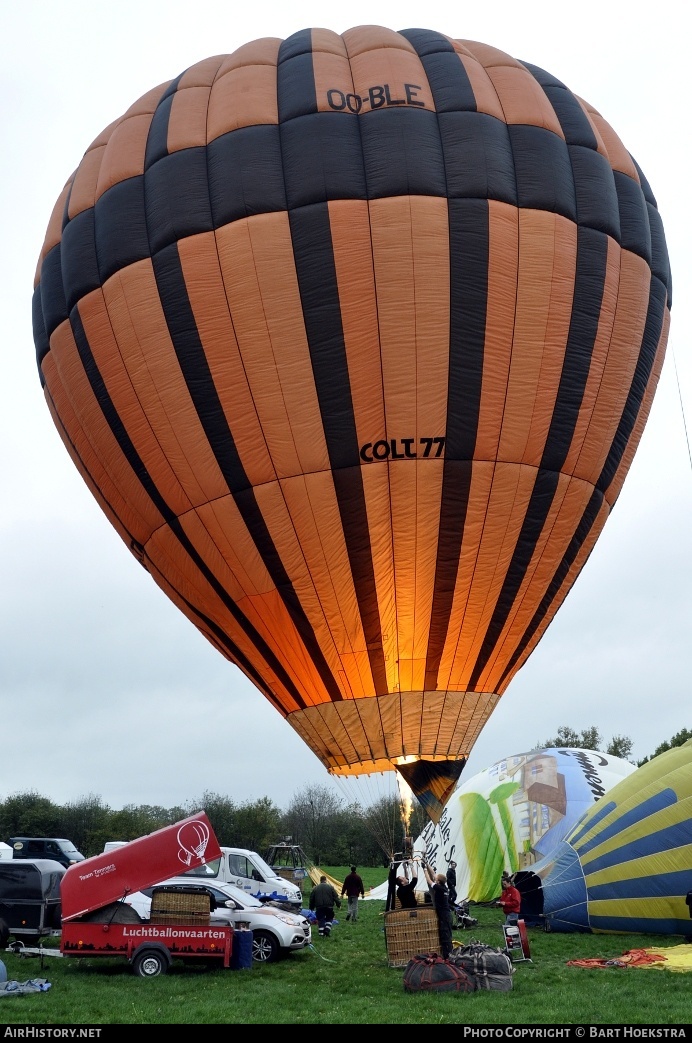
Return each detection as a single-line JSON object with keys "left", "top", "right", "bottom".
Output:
{"left": 403, "top": 952, "right": 477, "bottom": 993}
{"left": 449, "top": 942, "right": 514, "bottom": 991}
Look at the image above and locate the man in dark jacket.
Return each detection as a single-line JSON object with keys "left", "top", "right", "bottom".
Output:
{"left": 341, "top": 865, "right": 365, "bottom": 922}
{"left": 425, "top": 864, "right": 454, "bottom": 958}
{"left": 446, "top": 860, "right": 458, "bottom": 907}
{"left": 309, "top": 875, "right": 341, "bottom": 937}
{"left": 396, "top": 864, "right": 419, "bottom": 909}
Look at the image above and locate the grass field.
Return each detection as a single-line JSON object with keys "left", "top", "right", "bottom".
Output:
{"left": 1, "top": 866, "right": 689, "bottom": 1026}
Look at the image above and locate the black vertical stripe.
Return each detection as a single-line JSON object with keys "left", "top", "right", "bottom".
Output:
{"left": 408, "top": 26, "right": 495, "bottom": 691}
{"left": 287, "top": 202, "right": 388, "bottom": 695}
{"left": 469, "top": 467, "right": 560, "bottom": 690}
{"left": 151, "top": 242, "right": 343, "bottom": 702}
{"left": 445, "top": 200, "right": 490, "bottom": 460}
{"left": 598, "top": 277, "right": 667, "bottom": 492}
{"left": 523, "top": 63, "right": 599, "bottom": 150}
{"left": 424, "top": 461, "right": 473, "bottom": 690}
{"left": 469, "top": 226, "right": 609, "bottom": 689}
{"left": 482, "top": 271, "right": 665, "bottom": 692}
{"left": 278, "top": 31, "right": 317, "bottom": 121}
{"left": 541, "top": 227, "right": 609, "bottom": 473}
{"left": 424, "top": 199, "right": 489, "bottom": 689}
{"left": 68, "top": 306, "right": 307, "bottom": 709}
{"left": 144, "top": 74, "right": 184, "bottom": 171}
{"left": 32, "top": 286, "right": 49, "bottom": 378}
{"left": 47, "top": 388, "right": 285, "bottom": 712}
{"left": 496, "top": 488, "right": 604, "bottom": 690}
{"left": 400, "top": 28, "right": 477, "bottom": 112}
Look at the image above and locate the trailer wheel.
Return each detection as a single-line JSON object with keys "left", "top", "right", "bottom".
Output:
{"left": 132, "top": 945, "right": 171, "bottom": 978}
{"left": 252, "top": 929, "right": 280, "bottom": 963}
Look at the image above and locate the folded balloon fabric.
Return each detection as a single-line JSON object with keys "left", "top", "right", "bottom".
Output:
{"left": 0, "top": 978, "right": 52, "bottom": 997}
{"left": 567, "top": 947, "right": 692, "bottom": 971}
{"left": 567, "top": 950, "right": 668, "bottom": 969}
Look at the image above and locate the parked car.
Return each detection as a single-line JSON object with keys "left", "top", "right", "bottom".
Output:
{"left": 125, "top": 880, "right": 312, "bottom": 963}
{"left": 9, "top": 837, "right": 84, "bottom": 868}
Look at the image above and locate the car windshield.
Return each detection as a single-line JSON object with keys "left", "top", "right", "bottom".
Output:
{"left": 218, "top": 884, "right": 263, "bottom": 908}
{"left": 181, "top": 857, "right": 221, "bottom": 879}
{"left": 248, "top": 853, "right": 278, "bottom": 879}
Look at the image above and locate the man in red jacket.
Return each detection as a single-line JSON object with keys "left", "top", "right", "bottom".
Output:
{"left": 496, "top": 876, "right": 522, "bottom": 925}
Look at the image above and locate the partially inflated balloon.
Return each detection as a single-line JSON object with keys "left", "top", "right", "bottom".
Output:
{"left": 515, "top": 741, "right": 692, "bottom": 934}
{"left": 33, "top": 27, "right": 671, "bottom": 819}
{"left": 367, "top": 747, "right": 635, "bottom": 901}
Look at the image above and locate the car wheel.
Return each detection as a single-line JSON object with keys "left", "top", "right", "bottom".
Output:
{"left": 132, "top": 946, "right": 170, "bottom": 977}
{"left": 252, "top": 929, "right": 280, "bottom": 963}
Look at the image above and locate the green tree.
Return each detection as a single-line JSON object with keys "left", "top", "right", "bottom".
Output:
{"left": 538, "top": 725, "right": 634, "bottom": 761}
{"left": 233, "top": 797, "right": 282, "bottom": 851}
{"left": 538, "top": 725, "right": 601, "bottom": 750}
{"left": 284, "top": 785, "right": 342, "bottom": 866}
{"left": 637, "top": 727, "right": 692, "bottom": 766}
{"left": 60, "top": 794, "right": 112, "bottom": 856}
{"left": 0, "top": 791, "right": 62, "bottom": 840}
{"left": 186, "top": 792, "right": 237, "bottom": 845}
{"left": 605, "top": 735, "right": 634, "bottom": 760}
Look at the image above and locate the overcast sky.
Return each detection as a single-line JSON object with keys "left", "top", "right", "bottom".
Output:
{"left": 1, "top": 1, "right": 690, "bottom": 817}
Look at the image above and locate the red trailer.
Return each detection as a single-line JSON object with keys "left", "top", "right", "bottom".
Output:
{"left": 59, "top": 812, "right": 233, "bottom": 977}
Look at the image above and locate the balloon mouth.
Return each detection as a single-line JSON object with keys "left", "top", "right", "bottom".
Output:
{"left": 329, "top": 754, "right": 467, "bottom": 825}
{"left": 395, "top": 757, "right": 467, "bottom": 824}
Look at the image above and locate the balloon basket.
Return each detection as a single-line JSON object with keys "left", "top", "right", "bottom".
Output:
{"left": 149, "top": 886, "right": 211, "bottom": 927}
{"left": 384, "top": 907, "right": 440, "bottom": 968}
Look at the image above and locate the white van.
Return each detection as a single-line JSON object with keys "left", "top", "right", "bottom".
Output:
{"left": 180, "top": 847, "right": 303, "bottom": 909}
{"left": 102, "top": 842, "right": 303, "bottom": 909}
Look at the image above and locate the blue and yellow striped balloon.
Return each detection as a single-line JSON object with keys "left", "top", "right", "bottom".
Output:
{"left": 516, "top": 741, "right": 692, "bottom": 935}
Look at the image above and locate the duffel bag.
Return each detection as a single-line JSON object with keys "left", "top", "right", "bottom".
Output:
{"left": 449, "top": 943, "right": 513, "bottom": 990}
{"left": 403, "top": 952, "right": 477, "bottom": 993}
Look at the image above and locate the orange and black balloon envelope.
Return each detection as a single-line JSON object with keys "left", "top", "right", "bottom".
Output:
{"left": 33, "top": 26, "right": 671, "bottom": 820}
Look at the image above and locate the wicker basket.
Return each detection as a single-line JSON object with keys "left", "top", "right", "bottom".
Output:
{"left": 384, "top": 906, "right": 441, "bottom": 967}
{"left": 150, "top": 887, "right": 211, "bottom": 927}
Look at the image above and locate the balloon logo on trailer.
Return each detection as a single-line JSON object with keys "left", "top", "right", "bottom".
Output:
{"left": 33, "top": 26, "right": 671, "bottom": 823}
{"left": 177, "top": 819, "right": 210, "bottom": 867}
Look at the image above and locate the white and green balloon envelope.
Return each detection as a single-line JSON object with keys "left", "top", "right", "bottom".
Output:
{"left": 368, "top": 748, "right": 635, "bottom": 903}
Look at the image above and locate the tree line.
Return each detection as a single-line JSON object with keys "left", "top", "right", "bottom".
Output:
{"left": 0, "top": 784, "right": 413, "bottom": 867}
{"left": 537, "top": 724, "right": 691, "bottom": 766}
{"left": 2, "top": 728, "right": 686, "bottom": 863}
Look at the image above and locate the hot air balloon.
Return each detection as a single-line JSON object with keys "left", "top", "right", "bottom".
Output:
{"left": 32, "top": 26, "right": 671, "bottom": 824}
{"left": 366, "top": 747, "right": 636, "bottom": 901}
{"left": 514, "top": 741, "right": 692, "bottom": 935}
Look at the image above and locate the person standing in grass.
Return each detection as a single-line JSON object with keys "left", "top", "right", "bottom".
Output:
{"left": 496, "top": 875, "right": 522, "bottom": 925}
{"left": 424, "top": 864, "right": 454, "bottom": 959}
{"left": 341, "top": 865, "right": 365, "bottom": 922}
{"left": 309, "top": 875, "right": 341, "bottom": 937}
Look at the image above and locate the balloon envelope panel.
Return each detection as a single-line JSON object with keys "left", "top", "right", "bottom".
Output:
{"left": 33, "top": 27, "right": 671, "bottom": 794}
{"left": 525, "top": 741, "right": 692, "bottom": 934}
{"left": 412, "top": 748, "right": 635, "bottom": 901}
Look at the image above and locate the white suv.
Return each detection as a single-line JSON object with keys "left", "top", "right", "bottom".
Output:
{"left": 125, "top": 881, "right": 311, "bottom": 963}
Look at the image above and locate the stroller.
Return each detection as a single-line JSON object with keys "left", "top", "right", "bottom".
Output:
{"left": 451, "top": 897, "right": 478, "bottom": 930}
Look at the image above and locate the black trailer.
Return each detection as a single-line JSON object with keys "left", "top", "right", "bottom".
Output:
{"left": 0, "top": 859, "right": 64, "bottom": 947}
